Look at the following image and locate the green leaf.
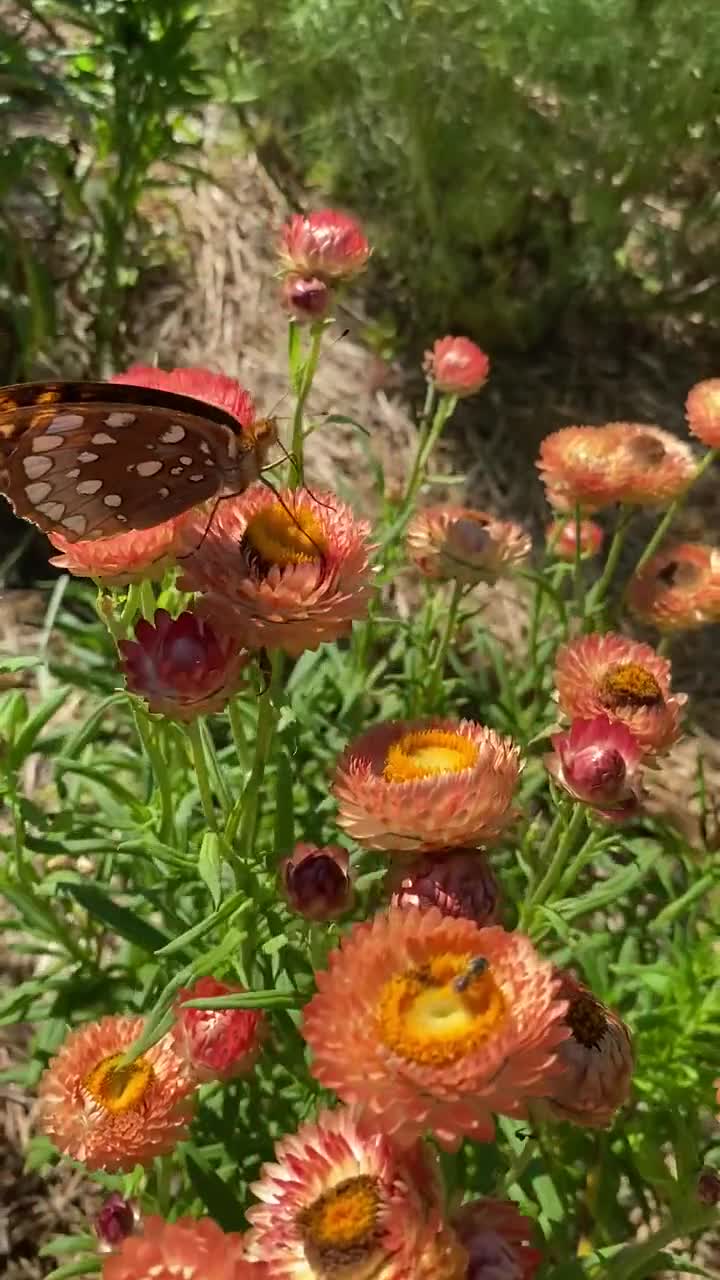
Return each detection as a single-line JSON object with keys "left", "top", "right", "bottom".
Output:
{"left": 198, "top": 833, "right": 223, "bottom": 909}
{"left": 43, "top": 1261, "right": 100, "bottom": 1280}
{"left": 0, "top": 656, "right": 42, "bottom": 673}
{"left": 273, "top": 746, "right": 294, "bottom": 859}
{"left": 154, "top": 891, "right": 250, "bottom": 957}
{"left": 7, "top": 687, "right": 70, "bottom": 768}
{"left": 57, "top": 882, "right": 169, "bottom": 952}
{"left": 39, "top": 1236, "right": 96, "bottom": 1259}
{"left": 185, "top": 1153, "right": 247, "bottom": 1231}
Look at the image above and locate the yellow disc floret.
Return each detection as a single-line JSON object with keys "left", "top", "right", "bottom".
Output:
{"left": 600, "top": 662, "right": 663, "bottom": 709}
{"left": 377, "top": 952, "right": 506, "bottom": 1066}
{"left": 245, "top": 502, "right": 326, "bottom": 567}
{"left": 384, "top": 730, "right": 479, "bottom": 783}
{"left": 566, "top": 994, "right": 608, "bottom": 1049}
{"left": 84, "top": 1052, "right": 154, "bottom": 1114}
{"left": 300, "top": 1175, "right": 380, "bottom": 1257}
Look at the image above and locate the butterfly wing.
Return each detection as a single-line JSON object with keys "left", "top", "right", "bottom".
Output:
{"left": 0, "top": 382, "right": 249, "bottom": 542}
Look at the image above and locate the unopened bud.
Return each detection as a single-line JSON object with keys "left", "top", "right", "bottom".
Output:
{"left": 282, "top": 842, "right": 353, "bottom": 921}
{"left": 94, "top": 1194, "right": 137, "bottom": 1250}
{"left": 281, "top": 274, "right": 331, "bottom": 323}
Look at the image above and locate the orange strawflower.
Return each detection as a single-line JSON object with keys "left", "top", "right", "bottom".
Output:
{"left": 554, "top": 632, "right": 686, "bottom": 756}
{"left": 537, "top": 425, "right": 635, "bottom": 513}
{"left": 627, "top": 543, "right": 720, "bottom": 631}
{"left": 686, "top": 378, "right": 720, "bottom": 449}
{"left": 173, "top": 976, "right": 264, "bottom": 1083}
{"left": 247, "top": 1106, "right": 467, "bottom": 1279}
{"left": 389, "top": 850, "right": 500, "bottom": 926}
{"left": 609, "top": 423, "right": 696, "bottom": 506}
{"left": 37, "top": 1015, "right": 194, "bottom": 1171}
{"left": 333, "top": 718, "right": 521, "bottom": 853}
{"left": 547, "top": 517, "right": 603, "bottom": 561}
{"left": 49, "top": 514, "right": 194, "bottom": 587}
{"left": 118, "top": 609, "right": 251, "bottom": 721}
{"left": 452, "top": 1197, "right": 542, "bottom": 1280}
{"left": 302, "top": 909, "right": 569, "bottom": 1149}
{"left": 180, "top": 488, "right": 372, "bottom": 656}
{"left": 102, "top": 1216, "right": 265, "bottom": 1280}
{"left": 278, "top": 209, "right": 371, "bottom": 282}
{"left": 407, "top": 505, "right": 530, "bottom": 584}
{"left": 537, "top": 970, "right": 634, "bottom": 1129}
{"left": 423, "top": 337, "right": 490, "bottom": 398}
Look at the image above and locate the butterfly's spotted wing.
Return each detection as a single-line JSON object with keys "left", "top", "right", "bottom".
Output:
{"left": 0, "top": 381, "right": 275, "bottom": 542}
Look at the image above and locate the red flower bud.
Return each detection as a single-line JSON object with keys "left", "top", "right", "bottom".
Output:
{"left": 173, "top": 976, "right": 264, "bottom": 1083}
{"left": 281, "top": 842, "right": 353, "bottom": 921}
{"left": 279, "top": 209, "right": 370, "bottom": 282}
{"left": 119, "top": 609, "right": 250, "bottom": 721}
{"left": 94, "top": 1194, "right": 138, "bottom": 1250}
{"left": 281, "top": 274, "right": 331, "bottom": 323}
{"left": 389, "top": 850, "right": 500, "bottom": 927}
{"left": 423, "top": 336, "right": 490, "bottom": 398}
{"left": 545, "top": 716, "right": 643, "bottom": 820}
{"left": 698, "top": 1167, "right": 720, "bottom": 1206}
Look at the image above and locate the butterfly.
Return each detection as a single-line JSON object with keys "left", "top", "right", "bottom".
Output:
{"left": 0, "top": 380, "right": 277, "bottom": 542}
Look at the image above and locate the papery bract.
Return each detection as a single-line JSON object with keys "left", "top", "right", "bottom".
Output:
{"left": 49, "top": 515, "right": 194, "bottom": 587}
{"left": 537, "top": 425, "right": 635, "bottom": 513}
{"left": 95, "top": 1195, "right": 139, "bottom": 1250}
{"left": 281, "top": 273, "right": 331, "bottom": 322}
{"left": 452, "top": 1197, "right": 542, "bottom": 1280}
{"left": 118, "top": 609, "right": 251, "bottom": 721}
{"left": 279, "top": 209, "right": 370, "bottom": 282}
{"left": 686, "top": 378, "right": 720, "bottom": 448}
{"left": 547, "top": 517, "right": 603, "bottom": 561}
{"left": 281, "top": 842, "right": 353, "bottom": 921}
{"left": 423, "top": 337, "right": 490, "bottom": 398}
{"left": 609, "top": 422, "right": 696, "bottom": 506}
{"left": 545, "top": 716, "right": 643, "bottom": 820}
{"left": 173, "top": 976, "right": 264, "bottom": 1083}
{"left": 389, "top": 849, "right": 500, "bottom": 926}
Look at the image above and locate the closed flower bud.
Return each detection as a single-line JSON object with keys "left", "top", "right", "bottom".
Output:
{"left": 389, "top": 849, "right": 500, "bottom": 927}
{"left": 278, "top": 209, "right": 370, "bottom": 282}
{"left": 173, "top": 976, "right": 264, "bottom": 1083}
{"left": 547, "top": 517, "right": 603, "bottom": 561}
{"left": 281, "top": 842, "right": 353, "bottom": 921}
{"left": 545, "top": 716, "right": 643, "bottom": 821}
{"left": 94, "top": 1194, "right": 138, "bottom": 1250}
{"left": 281, "top": 273, "right": 331, "bottom": 323}
{"left": 423, "top": 336, "right": 490, "bottom": 398}
{"left": 686, "top": 378, "right": 720, "bottom": 449}
{"left": 118, "top": 609, "right": 250, "bottom": 721}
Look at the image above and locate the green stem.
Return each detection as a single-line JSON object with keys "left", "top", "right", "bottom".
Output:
{"left": 236, "top": 653, "right": 285, "bottom": 859}
{"left": 521, "top": 804, "right": 587, "bottom": 929}
{"left": 426, "top": 580, "right": 464, "bottom": 708}
{"left": 185, "top": 719, "right": 218, "bottom": 832}
{"left": 402, "top": 391, "right": 457, "bottom": 517}
{"left": 135, "top": 714, "right": 176, "bottom": 844}
{"left": 290, "top": 323, "right": 325, "bottom": 486}
{"left": 585, "top": 506, "right": 634, "bottom": 620}
{"left": 554, "top": 827, "right": 601, "bottom": 899}
{"left": 398, "top": 380, "right": 436, "bottom": 514}
{"left": 198, "top": 719, "right": 232, "bottom": 816}
{"left": 632, "top": 447, "right": 718, "bottom": 576}
{"left": 228, "top": 698, "right": 249, "bottom": 774}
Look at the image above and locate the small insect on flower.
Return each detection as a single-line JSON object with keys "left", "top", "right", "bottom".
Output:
{"left": 246, "top": 1106, "right": 468, "bottom": 1280}
{"left": 686, "top": 378, "right": 720, "bottom": 449}
{"left": 102, "top": 1215, "right": 266, "bottom": 1280}
{"left": 302, "top": 909, "right": 569, "bottom": 1149}
{"left": 0, "top": 365, "right": 276, "bottom": 544}
{"left": 407, "top": 505, "right": 530, "bottom": 585}
{"left": 37, "top": 1015, "right": 194, "bottom": 1171}
{"left": 278, "top": 208, "right": 371, "bottom": 282}
{"left": 281, "top": 842, "right": 354, "bottom": 921}
{"left": 627, "top": 543, "right": 720, "bottom": 632}
{"left": 423, "top": 337, "right": 490, "bottom": 398}
{"left": 173, "top": 976, "right": 265, "bottom": 1084}
{"left": 389, "top": 849, "right": 500, "bottom": 927}
{"left": 118, "top": 609, "right": 251, "bottom": 721}
{"left": 333, "top": 717, "right": 521, "bottom": 853}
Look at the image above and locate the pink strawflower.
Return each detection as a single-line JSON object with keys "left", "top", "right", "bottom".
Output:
{"left": 37, "top": 1015, "right": 194, "bottom": 1171}
{"left": 554, "top": 632, "right": 686, "bottom": 756}
{"left": 281, "top": 842, "right": 353, "bottom": 921}
{"left": 49, "top": 515, "right": 194, "bottom": 587}
{"left": 537, "top": 425, "right": 635, "bottom": 513}
{"left": 180, "top": 488, "right": 372, "bottom": 656}
{"left": 423, "top": 337, "right": 490, "bottom": 398}
{"left": 627, "top": 543, "right": 720, "bottom": 631}
{"left": 302, "top": 909, "right": 569, "bottom": 1149}
{"left": 111, "top": 364, "right": 258, "bottom": 424}
{"left": 547, "top": 517, "right": 603, "bottom": 561}
{"left": 279, "top": 209, "right": 371, "bottom": 282}
{"left": 173, "top": 976, "right": 264, "bottom": 1083}
{"left": 537, "top": 970, "right": 634, "bottom": 1129}
{"left": 389, "top": 850, "right": 500, "bottom": 926}
{"left": 333, "top": 718, "right": 521, "bottom": 853}
{"left": 407, "top": 505, "right": 530, "bottom": 585}
{"left": 94, "top": 1195, "right": 139, "bottom": 1250}
{"left": 686, "top": 378, "right": 720, "bottom": 449}
{"left": 102, "top": 1216, "right": 266, "bottom": 1280}
{"left": 281, "top": 273, "right": 332, "bottom": 322}
{"left": 452, "top": 1197, "right": 542, "bottom": 1280}
{"left": 545, "top": 716, "right": 643, "bottom": 821}
{"left": 118, "top": 609, "right": 251, "bottom": 721}
{"left": 609, "top": 423, "right": 696, "bottom": 506}
{"left": 247, "top": 1106, "right": 467, "bottom": 1279}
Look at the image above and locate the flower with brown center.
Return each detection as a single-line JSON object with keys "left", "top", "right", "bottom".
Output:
{"left": 554, "top": 632, "right": 686, "bottom": 755}
{"left": 547, "top": 517, "right": 603, "bottom": 561}
{"left": 452, "top": 1197, "right": 542, "bottom": 1280}
{"left": 282, "top": 842, "right": 354, "bottom": 921}
{"left": 302, "top": 909, "right": 569, "bottom": 1149}
{"left": 247, "top": 1106, "right": 468, "bottom": 1279}
{"left": 333, "top": 718, "right": 521, "bottom": 853}
{"left": 627, "top": 543, "right": 720, "bottom": 631}
{"left": 118, "top": 609, "right": 251, "bottom": 721}
{"left": 173, "top": 976, "right": 264, "bottom": 1083}
{"left": 537, "top": 425, "right": 636, "bottom": 513}
{"left": 180, "top": 488, "right": 373, "bottom": 656}
{"left": 37, "top": 1015, "right": 194, "bottom": 1171}
{"left": 545, "top": 716, "right": 643, "bottom": 821}
{"left": 686, "top": 378, "right": 720, "bottom": 449}
{"left": 423, "top": 337, "right": 490, "bottom": 398}
{"left": 407, "top": 505, "right": 530, "bottom": 585}
{"left": 609, "top": 423, "right": 696, "bottom": 506}
{"left": 102, "top": 1216, "right": 265, "bottom": 1280}
{"left": 389, "top": 850, "right": 500, "bottom": 926}
{"left": 278, "top": 209, "right": 371, "bottom": 282}
{"left": 537, "top": 970, "right": 633, "bottom": 1129}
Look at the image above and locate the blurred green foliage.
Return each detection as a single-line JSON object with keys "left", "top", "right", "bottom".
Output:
{"left": 217, "top": 0, "right": 720, "bottom": 347}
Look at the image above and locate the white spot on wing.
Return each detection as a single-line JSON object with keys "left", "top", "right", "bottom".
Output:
{"left": 158, "top": 486, "right": 170, "bottom": 498}
{"left": 106, "top": 412, "right": 135, "bottom": 428}
{"left": 78, "top": 451, "right": 99, "bottom": 464}
{"left": 23, "top": 455, "right": 53, "bottom": 479}
{"left": 61, "top": 514, "right": 88, "bottom": 534}
{"left": 38, "top": 501, "right": 65, "bottom": 520}
{"left": 189, "top": 474, "right": 204, "bottom": 482}
{"left": 136, "top": 459, "right": 163, "bottom": 477}
{"left": 77, "top": 479, "right": 102, "bottom": 496}
{"left": 48, "top": 413, "right": 83, "bottom": 431}
{"left": 200, "top": 441, "right": 211, "bottom": 454}
{"left": 91, "top": 432, "right": 116, "bottom": 445}
{"left": 25, "top": 481, "right": 52, "bottom": 503}
{"left": 67, "top": 468, "right": 80, "bottom": 479}
{"left": 160, "top": 424, "right": 185, "bottom": 444}
{"left": 103, "top": 494, "right": 122, "bottom": 507}
{"left": 32, "top": 434, "right": 64, "bottom": 453}
{"left": 170, "top": 466, "right": 184, "bottom": 475}
{"left": 116, "top": 514, "right": 128, "bottom": 523}
{"left": 179, "top": 456, "right": 192, "bottom": 465}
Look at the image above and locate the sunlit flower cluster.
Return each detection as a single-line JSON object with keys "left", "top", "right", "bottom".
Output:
{"left": 538, "top": 422, "right": 695, "bottom": 512}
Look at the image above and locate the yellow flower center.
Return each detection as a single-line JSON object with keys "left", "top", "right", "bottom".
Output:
{"left": 84, "top": 1052, "right": 154, "bottom": 1114}
{"left": 377, "top": 952, "right": 506, "bottom": 1066}
{"left": 299, "top": 1175, "right": 380, "bottom": 1261}
{"left": 600, "top": 662, "right": 663, "bottom": 710}
{"left": 244, "top": 502, "right": 326, "bottom": 567}
{"left": 384, "top": 730, "right": 478, "bottom": 783}
{"left": 567, "top": 994, "right": 608, "bottom": 1049}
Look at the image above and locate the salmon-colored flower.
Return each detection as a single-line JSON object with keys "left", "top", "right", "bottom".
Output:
{"left": 389, "top": 850, "right": 500, "bottom": 926}
{"left": 407, "top": 505, "right": 530, "bottom": 585}
{"left": 279, "top": 209, "right": 371, "bottom": 282}
{"left": 103, "top": 1216, "right": 265, "bottom": 1280}
{"left": 537, "top": 426, "right": 635, "bottom": 513}
{"left": 173, "top": 976, "right": 264, "bottom": 1083}
{"left": 554, "top": 632, "right": 686, "bottom": 756}
{"left": 49, "top": 515, "right": 194, "bottom": 587}
{"left": 37, "top": 1015, "right": 194, "bottom": 1171}
{"left": 247, "top": 1106, "right": 467, "bottom": 1279}
{"left": 545, "top": 716, "right": 643, "bottom": 821}
{"left": 118, "top": 609, "right": 251, "bottom": 721}
{"left": 547, "top": 517, "right": 603, "bottom": 561}
{"left": 180, "top": 488, "right": 372, "bottom": 656}
{"left": 281, "top": 274, "right": 332, "bottom": 323}
{"left": 333, "top": 718, "right": 521, "bottom": 853}
{"left": 609, "top": 423, "right": 696, "bottom": 506}
{"left": 452, "top": 1197, "right": 542, "bottom": 1280}
{"left": 111, "top": 364, "right": 258, "bottom": 425}
{"left": 537, "top": 970, "right": 633, "bottom": 1129}
{"left": 423, "top": 337, "right": 490, "bottom": 398}
{"left": 302, "top": 909, "right": 569, "bottom": 1149}
{"left": 627, "top": 543, "right": 720, "bottom": 632}
{"left": 281, "top": 842, "right": 354, "bottom": 921}
{"left": 686, "top": 378, "right": 720, "bottom": 449}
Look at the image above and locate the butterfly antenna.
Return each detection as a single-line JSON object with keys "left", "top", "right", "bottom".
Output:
{"left": 176, "top": 495, "right": 224, "bottom": 561}
{"left": 258, "top": 474, "right": 328, "bottom": 561}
